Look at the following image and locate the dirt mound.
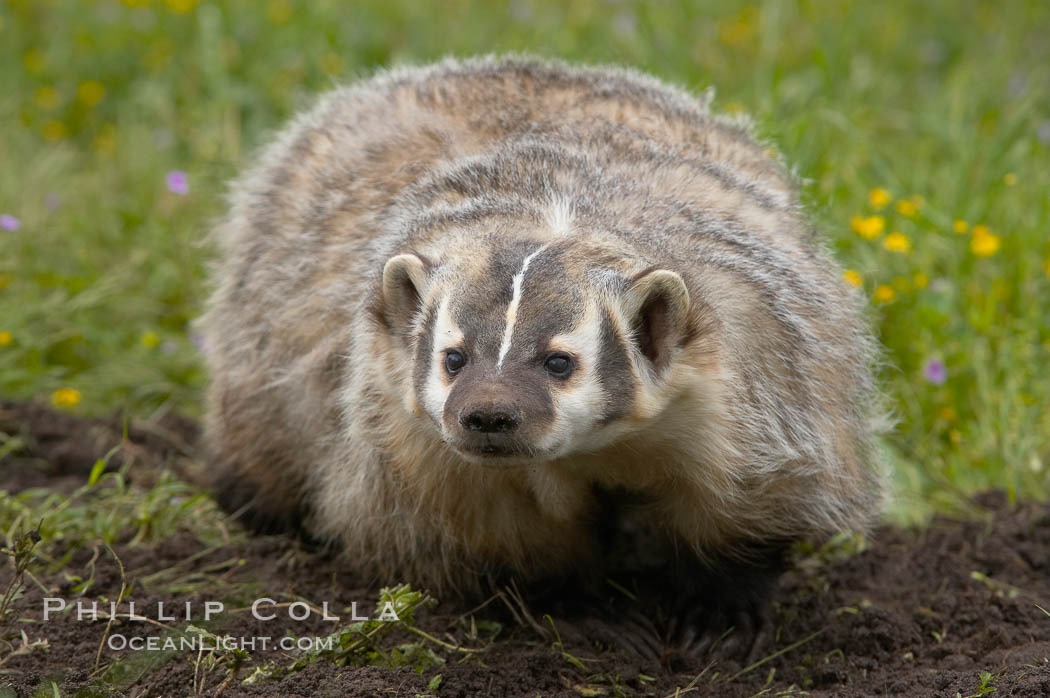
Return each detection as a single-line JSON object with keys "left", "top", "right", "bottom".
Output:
{"left": 0, "top": 399, "right": 199, "bottom": 493}
{"left": 1, "top": 401, "right": 1047, "bottom": 696}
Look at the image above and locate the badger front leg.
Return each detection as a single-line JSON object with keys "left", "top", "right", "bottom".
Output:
{"left": 662, "top": 543, "right": 789, "bottom": 663}
{"left": 569, "top": 488, "right": 790, "bottom": 664}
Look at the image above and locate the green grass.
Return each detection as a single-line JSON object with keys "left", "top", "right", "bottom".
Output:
{"left": 0, "top": 464, "right": 232, "bottom": 579}
{"left": 1, "top": 0, "right": 1048, "bottom": 523}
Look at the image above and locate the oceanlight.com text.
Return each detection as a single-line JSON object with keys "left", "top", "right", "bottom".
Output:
{"left": 106, "top": 634, "right": 335, "bottom": 652}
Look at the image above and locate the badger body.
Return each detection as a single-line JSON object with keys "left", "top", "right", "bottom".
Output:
{"left": 202, "top": 56, "right": 885, "bottom": 606}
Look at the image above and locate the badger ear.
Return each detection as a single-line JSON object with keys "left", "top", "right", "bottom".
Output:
{"left": 380, "top": 253, "right": 429, "bottom": 335}
{"left": 622, "top": 269, "right": 690, "bottom": 373}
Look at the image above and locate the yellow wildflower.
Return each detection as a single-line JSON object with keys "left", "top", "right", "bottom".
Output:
{"left": 939, "top": 406, "right": 957, "bottom": 422}
{"left": 949, "top": 429, "right": 962, "bottom": 446}
{"left": 952, "top": 220, "right": 968, "bottom": 234}
{"left": 843, "top": 269, "right": 862, "bottom": 287}
{"left": 851, "top": 215, "right": 885, "bottom": 240}
{"left": 913, "top": 272, "right": 929, "bottom": 289}
{"left": 895, "top": 199, "right": 917, "bottom": 217}
{"left": 267, "top": 0, "right": 293, "bottom": 23}
{"left": 42, "top": 119, "right": 68, "bottom": 141}
{"left": 141, "top": 330, "right": 160, "bottom": 348}
{"left": 883, "top": 231, "right": 912, "bottom": 253}
{"left": 0, "top": 331, "right": 12, "bottom": 346}
{"left": 34, "top": 86, "right": 59, "bottom": 110}
{"left": 1004, "top": 173, "right": 1017, "bottom": 186}
{"left": 970, "top": 232, "right": 1001, "bottom": 257}
{"left": 77, "top": 81, "right": 106, "bottom": 107}
{"left": 868, "top": 188, "right": 891, "bottom": 210}
{"left": 874, "top": 285, "right": 896, "bottom": 303}
{"left": 972, "top": 224, "right": 990, "bottom": 237}
{"left": 52, "top": 388, "right": 82, "bottom": 408}
{"left": 717, "top": 6, "right": 758, "bottom": 47}
{"left": 164, "top": 0, "right": 198, "bottom": 13}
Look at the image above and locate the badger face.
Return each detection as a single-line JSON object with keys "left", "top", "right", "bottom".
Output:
{"left": 380, "top": 237, "right": 692, "bottom": 466}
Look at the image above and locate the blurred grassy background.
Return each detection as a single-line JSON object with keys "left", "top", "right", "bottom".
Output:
{"left": 1, "top": 0, "right": 1048, "bottom": 523}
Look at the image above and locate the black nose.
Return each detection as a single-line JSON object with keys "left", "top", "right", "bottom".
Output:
{"left": 460, "top": 408, "right": 520, "bottom": 433}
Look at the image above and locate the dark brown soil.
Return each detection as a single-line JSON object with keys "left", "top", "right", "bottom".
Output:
{"left": 1, "top": 400, "right": 1048, "bottom": 697}
{"left": 0, "top": 399, "right": 200, "bottom": 493}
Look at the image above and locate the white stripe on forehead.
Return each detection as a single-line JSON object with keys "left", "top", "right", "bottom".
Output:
{"left": 547, "top": 196, "right": 574, "bottom": 236}
{"left": 496, "top": 243, "right": 550, "bottom": 370}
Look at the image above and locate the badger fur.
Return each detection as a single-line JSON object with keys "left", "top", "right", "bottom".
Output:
{"left": 201, "top": 56, "right": 886, "bottom": 637}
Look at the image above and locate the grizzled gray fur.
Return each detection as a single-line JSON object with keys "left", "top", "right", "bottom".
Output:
{"left": 200, "top": 56, "right": 888, "bottom": 602}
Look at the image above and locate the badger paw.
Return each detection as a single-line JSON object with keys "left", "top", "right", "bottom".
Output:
{"left": 656, "top": 544, "right": 788, "bottom": 666}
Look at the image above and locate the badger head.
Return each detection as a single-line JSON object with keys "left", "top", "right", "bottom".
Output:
{"left": 376, "top": 232, "right": 697, "bottom": 466}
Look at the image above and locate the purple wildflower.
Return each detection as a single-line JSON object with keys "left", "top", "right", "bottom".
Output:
{"left": 922, "top": 358, "right": 948, "bottom": 385}
{"left": 166, "top": 170, "right": 189, "bottom": 195}
{"left": 0, "top": 214, "right": 21, "bottom": 231}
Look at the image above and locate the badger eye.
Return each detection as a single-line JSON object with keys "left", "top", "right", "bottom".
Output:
{"left": 543, "top": 352, "right": 574, "bottom": 378}
{"left": 444, "top": 350, "right": 466, "bottom": 376}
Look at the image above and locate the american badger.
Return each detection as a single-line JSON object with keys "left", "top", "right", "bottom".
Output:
{"left": 202, "top": 56, "right": 885, "bottom": 631}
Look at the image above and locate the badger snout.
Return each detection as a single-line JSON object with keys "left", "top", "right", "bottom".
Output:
{"left": 441, "top": 367, "right": 555, "bottom": 462}
{"left": 449, "top": 400, "right": 535, "bottom": 460}
{"left": 459, "top": 405, "right": 521, "bottom": 433}
{"left": 455, "top": 403, "right": 525, "bottom": 458}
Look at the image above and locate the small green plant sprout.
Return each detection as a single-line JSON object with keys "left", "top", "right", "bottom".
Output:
{"left": 0, "top": 630, "right": 50, "bottom": 674}
{"left": 244, "top": 584, "right": 480, "bottom": 684}
{"left": 0, "top": 524, "right": 41, "bottom": 627}
{"left": 183, "top": 626, "right": 250, "bottom": 696}
{"left": 1, "top": 466, "right": 229, "bottom": 577}
{"left": 543, "top": 614, "right": 594, "bottom": 672}
{"left": 92, "top": 545, "right": 130, "bottom": 675}
{"left": 969, "top": 571, "right": 1023, "bottom": 599}
{"left": 958, "top": 669, "right": 999, "bottom": 697}
{"left": 0, "top": 525, "right": 48, "bottom": 672}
